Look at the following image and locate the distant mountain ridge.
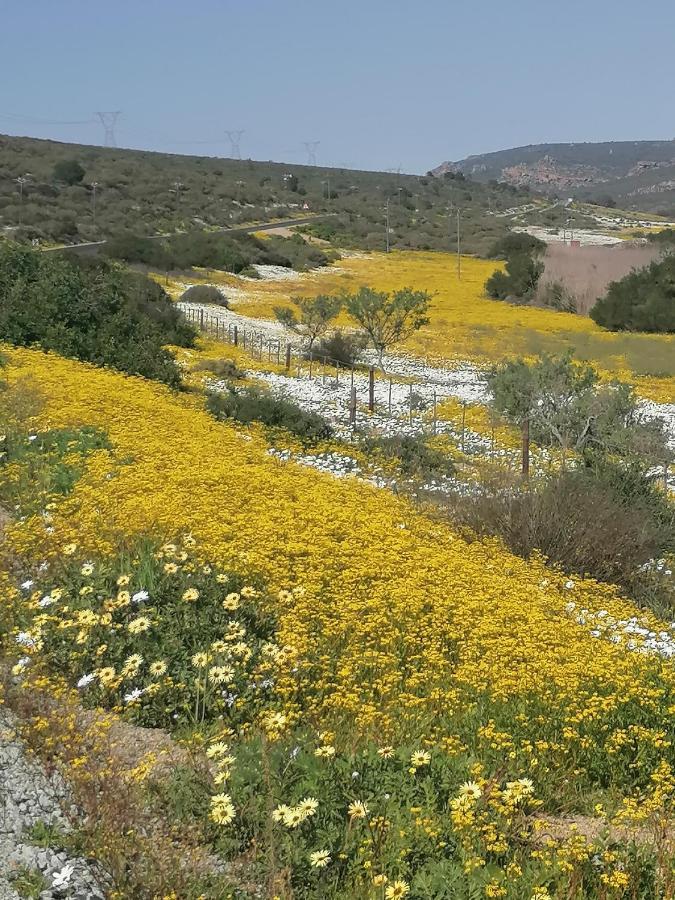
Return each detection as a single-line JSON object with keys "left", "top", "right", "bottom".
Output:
{"left": 433, "top": 140, "right": 675, "bottom": 214}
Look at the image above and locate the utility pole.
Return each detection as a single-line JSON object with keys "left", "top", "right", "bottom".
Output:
{"left": 322, "top": 176, "right": 331, "bottom": 203}
{"left": 385, "top": 197, "right": 390, "bottom": 253}
{"left": 170, "top": 181, "right": 184, "bottom": 204}
{"left": 91, "top": 181, "right": 99, "bottom": 224}
{"left": 456, "top": 208, "right": 461, "bottom": 280}
{"left": 15, "top": 176, "right": 28, "bottom": 225}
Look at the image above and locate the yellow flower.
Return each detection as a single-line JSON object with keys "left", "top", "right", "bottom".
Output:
{"left": 309, "top": 850, "right": 330, "bottom": 868}
{"left": 378, "top": 746, "right": 395, "bottom": 759}
{"left": 385, "top": 881, "right": 409, "bottom": 899}
{"left": 240, "top": 586, "right": 257, "bottom": 599}
{"left": 209, "top": 665, "right": 234, "bottom": 684}
{"left": 127, "top": 616, "right": 151, "bottom": 635}
{"left": 459, "top": 781, "right": 482, "bottom": 800}
{"left": 117, "top": 590, "right": 131, "bottom": 605}
{"left": 149, "top": 660, "right": 167, "bottom": 677}
{"left": 209, "top": 793, "right": 235, "bottom": 825}
{"left": 192, "top": 652, "right": 209, "bottom": 668}
{"left": 216, "top": 573, "right": 229, "bottom": 584}
{"left": 63, "top": 543, "right": 77, "bottom": 556}
{"left": 314, "top": 745, "right": 336, "bottom": 758}
{"left": 222, "top": 592, "right": 240, "bottom": 611}
{"left": 116, "top": 574, "right": 131, "bottom": 587}
{"left": 348, "top": 800, "right": 369, "bottom": 819}
{"left": 182, "top": 588, "right": 200, "bottom": 603}
{"left": 80, "top": 563, "right": 94, "bottom": 576}
{"left": 163, "top": 562, "right": 178, "bottom": 575}
{"left": 372, "top": 874, "right": 388, "bottom": 887}
{"left": 410, "top": 750, "right": 431, "bottom": 768}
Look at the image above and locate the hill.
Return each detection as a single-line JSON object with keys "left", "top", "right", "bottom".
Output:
{"left": 434, "top": 139, "right": 675, "bottom": 215}
{"left": 0, "top": 132, "right": 534, "bottom": 257}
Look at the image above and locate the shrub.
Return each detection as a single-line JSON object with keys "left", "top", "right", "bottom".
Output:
{"left": 362, "top": 434, "right": 454, "bottom": 479}
{"left": 538, "top": 279, "right": 577, "bottom": 313}
{"left": 590, "top": 253, "right": 675, "bottom": 332}
{"left": 0, "top": 243, "right": 194, "bottom": 387}
{"left": 180, "top": 284, "right": 229, "bottom": 307}
{"left": 306, "top": 329, "right": 366, "bottom": 366}
{"left": 207, "top": 385, "right": 332, "bottom": 444}
{"left": 193, "top": 358, "right": 244, "bottom": 379}
{"left": 442, "top": 465, "right": 675, "bottom": 617}
{"left": 52, "top": 159, "right": 85, "bottom": 186}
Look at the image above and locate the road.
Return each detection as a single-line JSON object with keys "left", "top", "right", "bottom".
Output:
{"left": 42, "top": 214, "right": 336, "bottom": 257}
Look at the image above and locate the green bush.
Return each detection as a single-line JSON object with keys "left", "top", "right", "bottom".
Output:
{"left": 207, "top": 385, "right": 332, "bottom": 444}
{"left": 362, "top": 434, "right": 454, "bottom": 479}
{"left": 0, "top": 243, "right": 194, "bottom": 387}
{"left": 306, "top": 329, "right": 366, "bottom": 366}
{"left": 180, "top": 284, "right": 229, "bottom": 307}
{"left": 590, "top": 253, "right": 675, "bottom": 332}
{"left": 193, "top": 357, "right": 244, "bottom": 379}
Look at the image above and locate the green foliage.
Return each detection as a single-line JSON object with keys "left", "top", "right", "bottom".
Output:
{"left": 0, "top": 243, "right": 194, "bottom": 386}
{"left": 345, "top": 286, "right": 431, "bottom": 363}
{"left": 538, "top": 278, "right": 577, "bottom": 313}
{"left": 105, "top": 230, "right": 329, "bottom": 275}
{"left": 26, "top": 541, "right": 275, "bottom": 730}
{"left": 207, "top": 385, "right": 333, "bottom": 444}
{"left": 307, "top": 329, "right": 366, "bottom": 366}
{"left": 590, "top": 253, "right": 675, "bottom": 333}
{"left": 485, "top": 250, "right": 544, "bottom": 302}
{"left": 361, "top": 434, "right": 455, "bottom": 479}
{"left": 274, "top": 294, "right": 342, "bottom": 349}
{"left": 52, "top": 158, "right": 85, "bottom": 185}
{"left": 0, "top": 133, "right": 532, "bottom": 253}
{"left": 0, "top": 426, "right": 111, "bottom": 519}
{"left": 180, "top": 284, "right": 229, "bottom": 307}
{"left": 488, "top": 233, "right": 546, "bottom": 259}
{"left": 487, "top": 351, "right": 671, "bottom": 467}
{"left": 9, "top": 866, "right": 48, "bottom": 899}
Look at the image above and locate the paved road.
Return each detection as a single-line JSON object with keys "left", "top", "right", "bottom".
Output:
{"left": 42, "top": 214, "right": 337, "bottom": 257}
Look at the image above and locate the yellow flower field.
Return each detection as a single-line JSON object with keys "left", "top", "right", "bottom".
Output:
{"left": 5, "top": 346, "right": 674, "bottom": 742}
{"left": 180, "top": 251, "right": 675, "bottom": 402}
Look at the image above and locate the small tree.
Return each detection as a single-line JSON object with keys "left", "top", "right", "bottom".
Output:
{"left": 345, "top": 286, "right": 431, "bottom": 365}
{"left": 487, "top": 351, "right": 672, "bottom": 474}
{"left": 273, "top": 294, "right": 342, "bottom": 351}
{"left": 52, "top": 159, "right": 86, "bottom": 186}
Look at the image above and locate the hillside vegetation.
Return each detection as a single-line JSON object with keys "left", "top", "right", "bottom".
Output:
{"left": 0, "top": 133, "right": 533, "bottom": 256}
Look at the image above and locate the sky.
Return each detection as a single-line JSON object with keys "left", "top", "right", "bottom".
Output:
{"left": 1, "top": 0, "right": 674, "bottom": 173}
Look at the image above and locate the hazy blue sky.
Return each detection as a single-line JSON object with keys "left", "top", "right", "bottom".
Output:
{"left": 1, "top": 0, "right": 674, "bottom": 172}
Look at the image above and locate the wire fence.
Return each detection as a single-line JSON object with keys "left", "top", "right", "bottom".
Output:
{"left": 179, "top": 302, "right": 512, "bottom": 454}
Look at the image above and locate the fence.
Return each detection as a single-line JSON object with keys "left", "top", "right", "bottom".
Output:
{"left": 180, "top": 303, "right": 516, "bottom": 459}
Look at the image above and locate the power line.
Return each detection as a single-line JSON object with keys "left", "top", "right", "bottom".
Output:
{"left": 95, "top": 111, "right": 121, "bottom": 147}
{"left": 0, "top": 111, "right": 94, "bottom": 126}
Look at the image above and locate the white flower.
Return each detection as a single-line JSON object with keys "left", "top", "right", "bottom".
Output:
{"left": 132, "top": 590, "right": 149, "bottom": 603}
{"left": 39, "top": 596, "right": 56, "bottom": 608}
{"left": 77, "top": 673, "right": 96, "bottom": 688}
{"left": 20, "top": 580, "right": 34, "bottom": 591}
{"left": 564, "top": 580, "right": 575, "bottom": 589}
{"left": 15, "top": 632, "right": 37, "bottom": 648}
{"left": 123, "top": 688, "right": 145, "bottom": 703}
{"left": 52, "top": 864, "right": 74, "bottom": 888}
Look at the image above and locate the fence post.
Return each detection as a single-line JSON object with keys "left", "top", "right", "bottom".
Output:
{"left": 349, "top": 386, "right": 357, "bottom": 427}
{"left": 433, "top": 391, "right": 437, "bottom": 435}
{"left": 277, "top": 342, "right": 281, "bottom": 365}
{"left": 409, "top": 383, "right": 413, "bottom": 426}
{"left": 309, "top": 358, "right": 314, "bottom": 378}
{"left": 521, "top": 418, "right": 530, "bottom": 479}
{"left": 368, "top": 367, "right": 375, "bottom": 413}
{"left": 285, "top": 344, "right": 292, "bottom": 371}
{"left": 200, "top": 309, "right": 204, "bottom": 329}
{"left": 335, "top": 362, "right": 340, "bottom": 386}
{"left": 260, "top": 334, "right": 264, "bottom": 360}
{"left": 388, "top": 379, "right": 392, "bottom": 414}
{"left": 351, "top": 366, "right": 354, "bottom": 391}
{"left": 242, "top": 330, "right": 246, "bottom": 349}
{"left": 461, "top": 402, "right": 466, "bottom": 452}
{"left": 322, "top": 356, "right": 328, "bottom": 385}
{"left": 233, "top": 325, "right": 238, "bottom": 346}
